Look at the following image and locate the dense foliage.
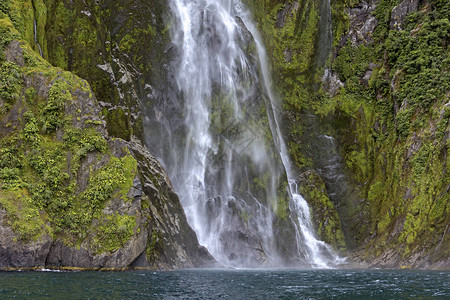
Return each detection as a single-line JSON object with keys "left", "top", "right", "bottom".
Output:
{"left": 248, "top": 0, "right": 449, "bottom": 265}
{"left": 0, "top": 7, "right": 138, "bottom": 253}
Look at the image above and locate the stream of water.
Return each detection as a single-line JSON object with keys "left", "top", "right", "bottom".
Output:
{"left": 146, "top": 0, "right": 340, "bottom": 268}
{"left": 33, "top": 17, "right": 43, "bottom": 57}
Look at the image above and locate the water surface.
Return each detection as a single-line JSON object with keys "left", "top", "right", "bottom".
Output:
{"left": 1, "top": 269, "right": 448, "bottom": 299}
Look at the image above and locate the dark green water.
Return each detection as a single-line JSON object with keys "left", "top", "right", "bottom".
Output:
{"left": 0, "top": 269, "right": 448, "bottom": 299}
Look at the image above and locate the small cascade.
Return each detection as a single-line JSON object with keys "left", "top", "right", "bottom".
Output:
{"left": 33, "top": 17, "right": 43, "bottom": 57}
{"left": 289, "top": 181, "right": 342, "bottom": 268}
{"left": 235, "top": 3, "right": 342, "bottom": 268}
{"left": 145, "top": 0, "right": 342, "bottom": 268}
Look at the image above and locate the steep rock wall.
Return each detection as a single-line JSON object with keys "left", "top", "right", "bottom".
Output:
{"left": 0, "top": 2, "right": 213, "bottom": 270}
{"left": 247, "top": 0, "right": 449, "bottom": 268}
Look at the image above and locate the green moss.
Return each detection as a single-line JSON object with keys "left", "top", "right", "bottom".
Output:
{"left": 334, "top": 44, "right": 373, "bottom": 83}
{"left": 90, "top": 213, "right": 136, "bottom": 253}
{"left": 317, "top": 0, "right": 450, "bottom": 260}
{"left": 0, "top": 61, "right": 23, "bottom": 113}
{"left": 367, "top": 181, "right": 384, "bottom": 203}
{"left": 386, "top": 9, "right": 450, "bottom": 112}
{"left": 0, "top": 18, "right": 17, "bottom": 58}
{"left": 24, "top": 86, "right": 36, "bottom": 102}
{"left": 118, "top": 154, "right": 138, "bottom": 200}
{"left": 245, "top": 0, "right": 322, "bottom": 111}
{"left": 119, "top": 34, "right": 136, "bottom": 53}
{"left": 395, "top": 107, "right": 412, "bottom": 138}
{"left": 103, "top": 107, "right": 131, "bottom": 141}
{"left": 331, "top": 0, "right": 351, "bottom": 47}
{"left": 288, "top": 140, "right": 313, "bottom": 169}
{"left": 80, "top": 155, "right": 136, "bottom": 215}
{"left": 0, "top": 1, "right": 148, "bottom": 257}
{"left": 41, "top": 79, "right": 70, "bottom": 132}
{"left": 0, "top": 24, "right": 137, "bottom": 248}
{"left": 345, "top": 150, "right": 369, "bottom": 183}
{"left": 3, "top": 0, "right": 34, "bottom": 47}
{"left": 45, "top": 1, "right": 73, "bottom": 70}
{"left": 275, "top": 194, "right": 290, "bottom": 221}
{"left": 411, "top": 143, "right": 432, "bottom": 175}
{"left": 146, "top": 229, "right": 163, "bottom": 262}
{"left": 32, "top": 0, "right": 48, "bottom": 58}
{"left": 299, "top": 171, "right": 346, "bottom": 252}
{"left": 0, "top": 188, "right": 47, "bottom": 241}
{"left": 377, "top": 208, "right": 394, "bottom": 234}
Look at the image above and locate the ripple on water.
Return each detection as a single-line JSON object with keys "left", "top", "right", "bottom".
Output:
{"left": 0, "top": 269, "right": 449, "bottom": 299}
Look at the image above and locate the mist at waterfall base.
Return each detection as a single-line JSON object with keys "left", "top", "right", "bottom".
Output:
{"left": 1, "top": 270, "right": 449, "bottom": 299}
{"left": 144, "top": 0, "right": 341, "bottom": 268}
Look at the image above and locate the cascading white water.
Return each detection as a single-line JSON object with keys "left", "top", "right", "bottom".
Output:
{"left": 152, "top": 0, "right": 342, "bottom": 267}
{"left": 233, "top": 2, "right": 342, "bottom": 268}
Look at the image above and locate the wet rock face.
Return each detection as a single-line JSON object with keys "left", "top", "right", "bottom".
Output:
{"left": 202, "top": 196, "right": 271, "bottom": 266}
{"left": 3, "top": 40, "right": 25, "bottom": 67}
{"left": 0, "top": 209, "right": 53, "bottom": 268}
{"left": 324, "top": 0, "right": 449, "bottom": 269}
{"left": 127, "top": 138, "right": 215, "bottom": 269}
{"left": 0, "top": 34, "right": 214, "bottom": 270}
{"left": 296, "top": 170, "right": 346, "bottom": 253}
{"left": 344, "top": 0, "right": 378, "bottom": 46}
{"left": 276, "top": 1, "right": 299, "bottom": 28}
{"left": 286, "top": 113, "right": 364, "bottom": 250}
{"left": 44, "top": 0, "right": 174, "bottom": 143}
{"left": 390, "top": 0, "right": 420, "bottom": 30}
{"left": 322, "top": 68, "right": 344, "bottom": 97}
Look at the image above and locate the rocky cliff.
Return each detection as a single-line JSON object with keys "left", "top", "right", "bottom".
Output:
{"left": 1, "top": 0, "right": 448, "bottom": 270}
{"left": 0, "top": 0, "right": 213, "bottom": 271}
{"left": 247, "top": 0, "right": 449, "bottom": 269}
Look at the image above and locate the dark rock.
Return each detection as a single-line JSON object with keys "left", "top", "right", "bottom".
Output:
{"left": 323, "top": 68, "right": 344, "bottom": 96}
{"left": 0, "top": 36, "right": 214, "bottom": 270}
{"left": 362, "top": 70, "right": 372, "bottom": 87}
{"left": 219, "top": 229, "right": 266, "bottom": 265}
{"left": 45, "top": 223, "right": 149, "bottom": 270}
{"left": 344, "top": 0, "right": 378, "bottom": 46}
{"left": 126, "top": 137, "right": 216, "bottom": 269}
{"left": 276, "top": 1, "right": 300, "bottom": 28}
{"left": 0, "top": 95, "right": 24, "bottom": 140}
{"left": 3, "top": 40, "right": 25, "bottom": 67}
{"left": 0, "top": 209, "right": 52, "bottom": 269}
{"left": 390, "top": 0, "right": 420, "bottom": 30}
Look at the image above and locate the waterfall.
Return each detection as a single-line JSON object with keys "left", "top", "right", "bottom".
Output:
{"left": 146, "top": 0, "right": 341, "bottom": 268}
{"left": 33, "top": 17, "right": 43, "bottom": 57}
{"left": 234, "top": 2, "right": 342, "bottom": 268}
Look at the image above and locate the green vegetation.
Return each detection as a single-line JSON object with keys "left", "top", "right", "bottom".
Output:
{"left": 330, "top": 0, "right": 449, "bottom": 259}
{"left": 245, "top": 0, "right": 322, "bottom": 112}
{"left": 102, "top": 107, "right": 132, "bottom": 141}
{"left": 0, "top": 61, "right": 22, "bottom": 113}
{"left": 0, "top": 9, "right": 139, "bottom": 252}
{"left": 146, "top": 229, "right": 163, "bottom": 262}
{"left": 90, "top": 213, "right": 136, "bottom": 254}
{"left": 0, "top": 189, "right": 46, "bottom": 241}
{"left": 299, "top": 171, "right": 346, "bottom": 252}
{"left": 248, "top": 0, "right": 449, "bottom": 263}
{"left": 0, "top": 0, "right": 447, "bottom": 267}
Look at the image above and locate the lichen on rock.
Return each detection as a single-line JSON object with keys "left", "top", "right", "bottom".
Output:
{"left": 0, "top": 6, "right": 214, "bottom": 270}
{"left": 246, "top": 0, "right": 449, "bottom": 269}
